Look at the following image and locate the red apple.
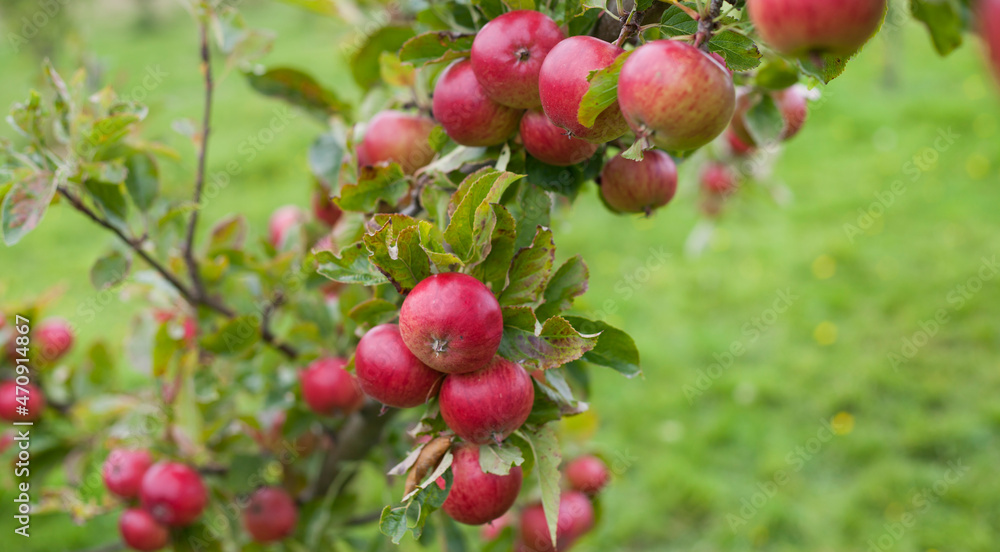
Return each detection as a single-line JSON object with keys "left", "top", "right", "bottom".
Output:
{"left": 726, "top": 128, "right": 755, "bottom": 156}
{"left": 701, "top": 162, "right": 738, "bottom": 196}
{"left": 354, "top": 324, "right": 442, "bottom": 408}
{"left": 140, "top": 462, "right": 208, "bottom": 527}
{"left": 984, "top": 0, "right": 1000, "bottom": 81}
{"left": 520, "top": 110, "right": 599, "bottom": 166}
{"left": 519, "top": 491, "right": 595, "bottom": 552}
{"left": 439, "top": 444, "right": 523, "bottom": 525}
{"left": 300, "top": 357, "right": 365, "bottom": 416}
{"left": 103, "top": 449, "right": 154, "bottom": 499}
{"left": 618, "top": 40, "right": 735, "bottom": 152}
{"left": 599, "top": 150, "right": 678, "bottom": 215}
{"left": 35, "top": 317, "right": 73, "bottom": 363}
{"left": 312, "top": 189, "right": 342, "bottom": 227}
{"left": 471, "top": 10, "right": 565, "bottom": 109}
{"left": 538, "top": 36, "right": 629, "bottom": 144}
{"left": 120, "top": 508, "right": 170, "bottom": 552}
{"left": 565, "top": 456, "right": 610, "bottom": 495}
{"left": 0, "top": 380, "right": 45, "bottom": 422}
{"left": 268, "top": 205, "right": 305, "bottom": 249}
{"left": 399, "top": 273, "right": 503, "bottom": 374}
{"left": 730, "top": 86, "right": 809, "bottom": 146}
{"left": 433, "top": 59, "right": 523, "bottom": 147}
{"left": 439, "top": 356, "right": 534, "bottom": 444}
{"left": 243, "top": 486, "right": 298, "bottom": 542}
{"left": 747, "top": 0, "right": 887, "bottom": 57}
{"left": 357, "top": 110, "right": 437, "bottom": 174}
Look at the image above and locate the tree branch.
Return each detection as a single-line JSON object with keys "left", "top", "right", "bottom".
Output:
{"left": 695, "top": 0, "right": 725, "bottom": 51}
{"left": 614, "top": 4, "right": 647, "bottom": 48}
{"left": 310, "top": 402, "right": 399, "bottom": 500}
{"left": 183, "top": 17, "right": 213, "bottom": 302}
{"left": 593, "top": 0, "right": 668, "bottom": 43}
{"left": 57, "top": 187, "right": 198, "bottom": 305}
{"left": 261, "top": 292, "right": 298, "bottom": 359}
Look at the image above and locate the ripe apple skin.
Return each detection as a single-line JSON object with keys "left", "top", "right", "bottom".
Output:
{"left": 565, "top": 456, "right": 610, "bottom": 495}
{"left": 312, "top": 189, "right": 342, "bottom": 227}
{"left": 726, "top": 128, "right": 755, "bottom": 156}
{"left": 471, "top": 10, "right": 565, "bottom": 109}
{"left": 0, "top": 380, "right": 45, "bottom": 422}
{"left": 300, "top": 357, "right": 365, "bottom": 416}
{"left": 433, "top": 59, "right": 523, "bottom": 147}
{"left": 701, "top": 162, "right": 738, "bottom": 196}
{"left": 984, "top": 0, "right": 1000, "bottom": 81}
{"left": 747, "top": 0, "right": 886, "bottom": 57}
{"left": 140, "top": 462, "right": 208, "bottom": 527}
{"left": 618, "top": 40, "right": 735, "bottom": 152}
{"left": 243, "top": 486, "right": 298, "bottom": 542}
{"left": 520, "top": 110, "right": 599, "bottom": 166}
{"left": 119, "top": 508, "right": 170, "bottom": 552}
{"left": 354, "top": 324, "right": 443, "bottom": 408}
{"left": 103, "top": 449, "right": 154, "bottom": 499}
{"left": 357, "top": 111, "right": 436, "bottom": 174}
{"left": 599, "top": 151, "right": 678, "bottom": 215}
{"left": 36, "top": 317, "right": 73, "bottom": 362}
{"left": 519, "top": 491, "right": 595, "bottom": 551}
{"left": 439, "top": 356, "right": 534, "bottom": 444}
{"left": 730, "top": 86, "right": 809, "bottom": 146}
{"left": 538, "top": 36, "right": 629, "bottom": 144}
{"left": 399, "top": 273, "right": 503, "bottom": 374}
{"left": 438, "top": 444, "right": 523, "bottom": 525}
{"left": 268, "top": 205, "right": 305, "bottom": 249}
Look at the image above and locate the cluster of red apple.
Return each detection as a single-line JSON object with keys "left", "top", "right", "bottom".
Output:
{"left": 102, "top": 449, "right": 298, "bottom": 550}
{"left": 466, "top": 453, "right": 611, "bottom": 551}
{"left": 0, "top": 317, "right": 74, "bottom": 423}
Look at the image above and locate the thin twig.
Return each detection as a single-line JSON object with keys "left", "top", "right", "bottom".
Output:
{"left": 57, "top": 187, "right": 198, "bottom": 305}
{"left": 183, "top": 16, "right": 214, "bottom": 302}
{"left": 261, "top": 292, "right": 298, "bottom": 359}
{"left": 694, "top": 0, "right": 725, "bottom": 51}
{"left": 614, "top": 4, "right": 647, "bottom": 48}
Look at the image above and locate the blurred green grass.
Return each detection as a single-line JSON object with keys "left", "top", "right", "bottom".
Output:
{"left": 1, "top": 1, "right": 999, "bottom": 551}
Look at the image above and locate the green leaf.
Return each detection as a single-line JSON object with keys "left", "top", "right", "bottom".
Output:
{"left": 659, "top": 6, "right": 760, "bottom": 71}
{"left": 82, "top": 161, "right": 128, "bottom": 184}
{"left": 441, "top": 515, "right": 469, "bottom": 552}
{"left": 519, "top": 424, "right": 561, "bottom": 547}
{"left": 505, "top": 0, "right": 536, "bottom": 10}
{"left": 84, "top": 180, "right": 129, "bottom": 228}
{"left": 470, "top": 204, "right": 517, "bottom": 292}
{"left": 1, "top": 171, "right": 56, "bottom": 246}
{"left": 417, "top": 220, "right": 465, "bottom": 272}
{"left": 502, "top": 305, "right": 537, "bottom": 332}
{"left": 743, "top": 94, "right": 784, "bottom": 146}
{"left": 504, "top": 182, "right": 551, "bottom": 250}
{"left": 444, "top": 170, "right": 523, "bottom": 265}
{"left": 479, "top": 441, "right": 525, "bottom": 475}
{"left": 201, "top": 315, "right": 261, "bottom": 355}
{"left": 564, "top": 316, "right": 641, "bottom": 377}
{"left": 577, "top": 51, "right": 631, "bottom": 128}
{"left": 85, "top": 341, "right": 115, "bottom": 386}
{"left": 308, "top": 130, "right": 344, "bottom": 189}
{"left": 123, "top": 153, "right": 159, "bottom": 211}
{"left": 245, "top": 67, "right": 348, "bottom": 120}
{"left": 364, "top": 218, "right": 431, "bottom": 294}
{"left": 499, "top": 227, "right": 554, "bottom": 307}
{"left": 499, "top": 315, "right": 599, "bottom": 371}
{"left": 910, "top": 0, "right": 967, "bottom": 56}
{"left": 535, "top": 256, "right": 588, "bottom": 321}
{"left": 335, "top": 163, "right": 409, "bottom": 212}
{"left": 380, "top": 452, "right": 454, "bottom": 543}
{"left": 524, "top": 156, "right": 588, "bottom": 199}
{"left": 399, "top": 31, "right": 475, "bottom": 66}
{"left": 351, "top": 25, "right": 417, "bottom": 88}
{"left": 207, "top": 214, "right": 247, "bottom": 254}
{"left": 90, "top": 250, "right": 131, "bottom": 290}
{"left": 315, "top": 245, "right": 390, "bottom": 286}
{"left": 474, "top": 0, "right": 506, "bottom": 19}
{"left": 755, "top": 57, "right": 800, "bottom": 90}
{"left": 797, "top": 53, "right": 850, "bottom": 84}
{"left": 272, "top": 0, "right": 339, "bottom": 16}
{"left": 348, "top": 298, "right": 399, "bottom": 327}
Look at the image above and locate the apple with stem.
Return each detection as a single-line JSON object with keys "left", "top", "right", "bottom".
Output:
{"left": 439, "top": 444, "right": 523, "bottom": 525}
{"left": 471, "top": 10, "right": 565, "bottom": 109}
{"left": 399, "top": 273, "right": 504, "bottom": 374}
{"left": 356, "top": 110, "right": 436, "bottom": 174}
{"left": 538, "top": 36, "right": 629, "bottom": 144}
{"left": 599, "top": 150, "right": 678, "bottom": 215}
{"left": 354, "top": 324, "right": 442, "bottom": 408}
{"left": 519, "top": 491, "right": 595, "bottom": 552}
{"left": 300, "top": 357, "right": 365, "bottom": 416}
{"left": 439, "top": 356, "right": 534, "bottom": 444}
{"left": 747, "top": 0, "right": 887, "bottom": 58}
{"left": 120, "top": 508, "right": 170, "bottom": 552}
{"left": 433, "top": 59, "right": 523, "bottom": 147}
{"left": 140, "top": 462, "right": 208, "bottom": 527}
{"left": 243, "top": 486, "right": 298, "bottom": 542}
{"left": 618, "top": 40, "right": 735, "bottom": 153}
{"left": 520, "top": 110, "right": 599, "bottom": 166}
{"left": 0, "top": 380, "right": 45, "bottom": 422}
{"left": 103, "top": 449, "right": 154, "bottom": 499}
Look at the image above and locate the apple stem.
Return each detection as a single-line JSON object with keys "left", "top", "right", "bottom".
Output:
{"left": 694, "top": 0, "right": 726, "bottom": 52}
{"left": 614, "top": 4, "right": 647, "bottom": 48}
